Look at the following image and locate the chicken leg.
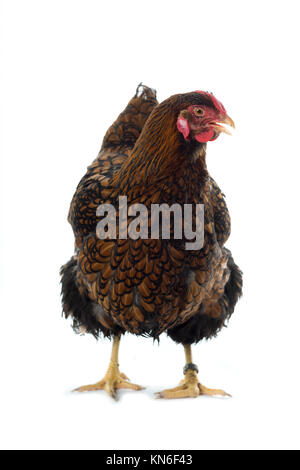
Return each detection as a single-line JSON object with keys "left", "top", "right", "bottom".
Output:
{"left": 156, "top": 344, "right": 231, "bottom": 399}
{"left": 73, "top": 333, "right": 144, "bottom": 400}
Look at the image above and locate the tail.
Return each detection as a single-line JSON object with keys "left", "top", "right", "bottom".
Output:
{"left": 101, "top": 84, "right": 158, "bottom": 149}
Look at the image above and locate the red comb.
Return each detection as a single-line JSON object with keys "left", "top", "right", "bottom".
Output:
{"left": 195, "top": 90, "right": 226, "bottom": 114}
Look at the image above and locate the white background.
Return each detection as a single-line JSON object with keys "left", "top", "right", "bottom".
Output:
{"left": 1, "top": 0, "right": 300, "bottom": 451}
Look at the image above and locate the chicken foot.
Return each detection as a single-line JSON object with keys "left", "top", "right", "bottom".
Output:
{"left": 156, "top": 344, "right": 231, "bottom": 399}
{"left": 73, "top": 333, "right": 144, "bottom": 400}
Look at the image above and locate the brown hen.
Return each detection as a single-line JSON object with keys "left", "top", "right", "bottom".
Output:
{"left": 60, "top": 84, "right": 243, "bottom": 399}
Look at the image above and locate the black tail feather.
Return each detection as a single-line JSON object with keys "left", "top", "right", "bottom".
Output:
{"left": 60, "top": 257, "right": 120, "bottom": 339}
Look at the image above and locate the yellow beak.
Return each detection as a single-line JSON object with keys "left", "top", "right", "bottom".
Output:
{"left": 212, "top": 114, "right": 235, "bottom": 135}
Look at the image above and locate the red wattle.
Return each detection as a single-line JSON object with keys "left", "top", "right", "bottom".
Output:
{"left": 195, "top": 128, "right": 215, "bottom": 143}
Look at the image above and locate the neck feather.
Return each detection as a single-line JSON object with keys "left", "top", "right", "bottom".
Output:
{"left": 112, "top": 103, "right": 208, "bottom": 193}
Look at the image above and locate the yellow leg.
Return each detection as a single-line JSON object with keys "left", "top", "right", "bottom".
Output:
{"left": 156, "top": 345, "right": 231, "bottom": 399}
{"left": 73, "top": 334, "right": 144, "bottom": 400}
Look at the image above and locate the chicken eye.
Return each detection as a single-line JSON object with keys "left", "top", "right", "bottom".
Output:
{"left": 194, "top": 107, "right": 204, "bottom": 117}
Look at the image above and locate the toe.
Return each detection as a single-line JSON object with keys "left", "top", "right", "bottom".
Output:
{"left": 119, "top": 380, "right": 145, "bottom": 391}
{"left": 198, "top": 383, "right": 231, "bottom": 397}
{"left": 156, "top": 385, "right": 199, "bottom": 399}
{"left": 73, "top": 381, "right": 105, "bottom": 393}
{"left": 120, "top": 372, "right": 130, "bottom": 380}
{"left": 156, "top": 389, "right": 199, "bottom": 399}
{"left": 105, "top": 384, "right": 118, "bottom": 401}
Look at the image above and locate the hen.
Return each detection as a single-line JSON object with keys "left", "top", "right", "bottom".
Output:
{"left": 60, "top": 84, "right": 243, "bottom": 399}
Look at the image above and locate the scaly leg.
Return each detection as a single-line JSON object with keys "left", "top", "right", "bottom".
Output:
{"left": 73, "top": 334, "right": 144, "bottom": 400}
{"left": 156, "top": 344, "right": 231, "bottom": 399}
